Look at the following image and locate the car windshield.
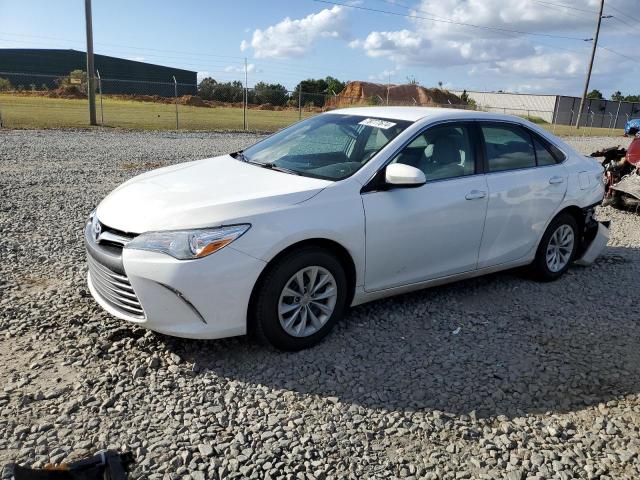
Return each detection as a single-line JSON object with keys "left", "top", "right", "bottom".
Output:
{"left": 239, "top": 114, "right": 412, "bottom": 180}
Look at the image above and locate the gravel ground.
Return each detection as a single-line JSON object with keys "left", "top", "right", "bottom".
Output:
{"left": 1, "top": 130, "right": 639, "bottom": 480}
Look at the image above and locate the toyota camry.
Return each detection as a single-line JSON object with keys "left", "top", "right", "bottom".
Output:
{"left": 85, "top": 107, "right": 609, "bottom": 350}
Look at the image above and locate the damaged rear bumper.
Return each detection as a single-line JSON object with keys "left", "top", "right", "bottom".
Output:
{"left": 575, "top": 221, "right": 610, "bottom": 266}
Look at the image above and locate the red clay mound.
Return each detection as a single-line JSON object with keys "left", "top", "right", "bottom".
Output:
{"left": 48, "top": 85, "right": 87, "bottom": 99}
{"left": 180, "top": 95, "right": 207, "bottom": 107}
{"left": 330, "top": 81, "right": 466, "bottom": 107}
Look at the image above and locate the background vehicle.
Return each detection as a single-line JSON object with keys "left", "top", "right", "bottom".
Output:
{"left": 624, "top": 118, "right": 640, "bottom": 136}
{"left": 86, "top": 107, "right": 608, "bottom": 350}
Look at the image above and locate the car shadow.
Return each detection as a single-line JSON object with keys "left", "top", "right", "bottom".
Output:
{"left": 158, "top": 245, "right": 640, "bottom": 419}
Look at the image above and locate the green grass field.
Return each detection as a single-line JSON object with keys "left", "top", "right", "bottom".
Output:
{"left": 0, "top": 93, "right": 626, "bottom": 136}
{"left": 0, "top": 94, "right": 314, "bottom": 131}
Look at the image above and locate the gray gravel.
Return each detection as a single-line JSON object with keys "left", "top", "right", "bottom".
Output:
{"left": 1, "top": 130, "right": 639, "bottom": 479}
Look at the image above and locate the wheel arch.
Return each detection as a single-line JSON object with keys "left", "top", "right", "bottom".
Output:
{"left": 246, "top": 238, "right": 357, "bottom": 333}
{"left": 536, "top": 204, "right": 586, "bottom": 254}
{"left": 556, "top": 205, "right": 585, "bottom": 231}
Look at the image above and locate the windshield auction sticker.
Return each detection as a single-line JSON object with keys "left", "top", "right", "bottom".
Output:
{"left": 359, "top": 118, "right": 397, "bottom": 130}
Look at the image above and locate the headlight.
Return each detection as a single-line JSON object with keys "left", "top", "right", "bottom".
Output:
{"left": 125, "top": 224, "right": 250, "bottom": 260}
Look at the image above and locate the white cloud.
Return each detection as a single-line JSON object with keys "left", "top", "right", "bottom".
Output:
{"left": 224, "top": 63, "right": 258, "bottom": 74}
{"left": 244, "top": 6, "right": 349, "bottom": 59}
{"left": 359, "top": 30, "right": 430, "bottom": 61}
{"left": 369, "top": 68, "right": 398, "bottom": 81}
{"left": 349, "top": 0, "right": 637, "bottom": 93}
{"left": 495, "top": 51, "right": 583, "bottom": 78}
{"left": 240, "top": 40, "right": 248, "bottom": 52}
{"left": 197, "top": 71, "right": 210, "bottom": 82}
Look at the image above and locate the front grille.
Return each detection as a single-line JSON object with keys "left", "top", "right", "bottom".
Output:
{"left": 88, "top": 255, "right": 145, "bottom": 319}
{"left": 97, "top": 222, "right": 136, "bottom": 249}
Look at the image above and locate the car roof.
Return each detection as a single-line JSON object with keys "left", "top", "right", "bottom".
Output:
{"left": 324, "top": 106, "right": 525, "bottom": 124}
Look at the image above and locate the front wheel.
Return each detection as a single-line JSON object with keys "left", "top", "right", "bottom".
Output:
{"left": 530, "top": 213, "right": 579, "bottom": 282}
{"left": 251, "top": 247, "right": 348, "bottom": 351}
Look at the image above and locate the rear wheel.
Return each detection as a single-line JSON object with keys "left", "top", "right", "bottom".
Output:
{"left": 251, "top": 247, "right": 348, "bottom": 350}
{"left": 531, "top": 213, "right": 579, "bottom": 281}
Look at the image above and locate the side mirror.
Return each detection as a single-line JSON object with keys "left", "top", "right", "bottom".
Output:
{"left": 385, "top": 163, "right": 426, "bottom": 187}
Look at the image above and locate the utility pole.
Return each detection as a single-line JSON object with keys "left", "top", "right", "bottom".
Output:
{"left": 386, "top": 72, "right": 390, "bottom": 105}
{"left": 575, "top": 0, "right": 605, "bottom": 129}
{"left": 96, "top": 69, "right": 103, "bottom": 126}
{"left": 243, "top": 57, "right": 248, "bottom": 130}
{"left": 84, "top": 0, "right": 97, "bottom": 126}
{"left": 173, "top": 76, "right": 179, "bottom": 129}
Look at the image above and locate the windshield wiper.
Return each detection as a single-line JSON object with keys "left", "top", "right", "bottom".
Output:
{"left": 233, "top": 151, "right": 300, "bottom": 176}
{"left": 260, "top": 163, "right": 301, "bottom": 176}
{"left": 233, "top": 150, "right": 249, "bottom": 162}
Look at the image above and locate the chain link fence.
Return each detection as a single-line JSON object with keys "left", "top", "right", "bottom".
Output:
{"left": 0, "top": 71, "right": 628, "bottom": 136}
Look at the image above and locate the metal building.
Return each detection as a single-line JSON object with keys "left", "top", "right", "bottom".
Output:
{"left": 452, "top": 89, "right": 640, "bottom": 130}
{"left": 0, "top": 48, "right": 197, "bottom": 96}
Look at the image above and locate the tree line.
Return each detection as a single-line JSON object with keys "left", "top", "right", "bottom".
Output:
{"left": 587, "top": 89, "right": 640, "bottom": 102}
{"left": 196, "top": 76, "right": 346, "bottom": 107}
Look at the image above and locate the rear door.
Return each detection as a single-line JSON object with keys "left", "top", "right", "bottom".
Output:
{"left": 477, "top": 122, "right": 568, "bottom": 268}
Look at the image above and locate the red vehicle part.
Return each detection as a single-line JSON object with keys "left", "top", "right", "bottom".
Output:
{"left": 625, "top": 135, "right": 640, "bottom": 167}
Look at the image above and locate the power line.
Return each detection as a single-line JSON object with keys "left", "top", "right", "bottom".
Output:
{"left": 313, "top": 0, "right": 593, "bottom": 41}
{"left": 356, "top": 0, "right": 639, "bottom": 76}
{"left": 369, "top": 0, "right": 591, "bottom": 56}
{"left": 375, "top": 0, "right": 592, "bottom": 21}
{"left": 606, "top": 2, "right": 640, "bottom": 25}
{"left": 528, "top": 0, "right": 598, "bottom": 14}
{"left": 598, "top": 45, "right": 640, "bottom": 64}
{"left": 0, "top": 40, "right": 247, "bottom": 70}
{"left": 0, "top": 31, "right": 247, "bottom": 61}
{"left": 0, "top": 38, "right": 369, "bottom": 91}
{"left": 607, "top": 14, "right": 639, "bottom": 31}
{"left": 0, "top": 30, "right": 370, "bottom": 78}
{"left": 499, "top": 0, "right": 638, "bottom": 35}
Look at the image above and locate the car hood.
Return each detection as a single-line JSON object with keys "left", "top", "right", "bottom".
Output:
{"left": 96, "top": 154, "right": 331, "bottom": 233}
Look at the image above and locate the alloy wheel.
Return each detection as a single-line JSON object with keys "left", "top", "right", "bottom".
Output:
{"left": 546, "top": 224, "right": 574, "bottom": 273}
{"left": 278, "top": 266, "right": 337, "bottom": 337}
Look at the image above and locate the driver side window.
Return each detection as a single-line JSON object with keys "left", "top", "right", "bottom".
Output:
{"left": 391, "top": 124, "right": 476, "bottom": 181}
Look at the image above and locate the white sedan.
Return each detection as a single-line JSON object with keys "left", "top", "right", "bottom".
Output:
{"left": 86, "top": 107, "right": 608, "bottom": 350}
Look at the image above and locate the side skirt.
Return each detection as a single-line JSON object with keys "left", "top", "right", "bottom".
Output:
{"left": 351, "top": 258, "right": 532, "bottom": 307}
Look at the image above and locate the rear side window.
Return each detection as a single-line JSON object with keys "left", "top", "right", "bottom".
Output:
{"left": 481, "top": 124, "right": 536, "bottom": 172}
{"left": 533, "top": 137, "right": 557, "bottom": 166}
{"left": 531, "top": 132, "right": 565, "bottom": 165}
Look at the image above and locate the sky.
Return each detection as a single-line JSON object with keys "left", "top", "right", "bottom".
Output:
{"left": 0, "top": 0, "right": 638, "bottom": 97}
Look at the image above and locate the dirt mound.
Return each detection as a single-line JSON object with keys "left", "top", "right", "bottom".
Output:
{"left": 47, "top": 85, "right": 87, "bottom": 99}
{"left": 180, "top": 95, "right": 206, "bottom": 107}
{"left": 330, "top": 81, "right": 466, "bottom": 107}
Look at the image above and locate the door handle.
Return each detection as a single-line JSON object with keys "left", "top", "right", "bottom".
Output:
{"left": 549, "top": 176, "right": 565, "bottom": 185}
{"left": 465, "top": 190, "right": 487, "bottom": 200}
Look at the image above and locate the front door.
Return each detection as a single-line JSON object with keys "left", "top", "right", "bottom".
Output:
{"left": 362, "top": 122, "right": 489, "bottom": 292}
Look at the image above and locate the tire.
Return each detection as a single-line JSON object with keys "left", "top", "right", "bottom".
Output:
{"left": 251, "top": 247, "right": 348, "bottom": 351}
{"left": 530, "top": 213, "right": 579, "bottom": 282}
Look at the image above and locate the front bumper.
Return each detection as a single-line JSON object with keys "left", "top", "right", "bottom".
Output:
{"left": 85, "top": 222, "right": 266, "bottom": 339}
